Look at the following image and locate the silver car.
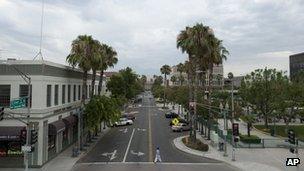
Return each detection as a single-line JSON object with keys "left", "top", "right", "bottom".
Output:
{"left": 171, "top": 123, "right": 191, "bottom": 132}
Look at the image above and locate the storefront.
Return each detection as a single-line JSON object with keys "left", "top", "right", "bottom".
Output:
{"left": 48, "top": 120, "right": 65, "bottom": 160}
{"left": 0, "top": 126, "right": 25, "bottom": 168}
{"left": 62, "top": 115, "right": 77, "bottom": 149}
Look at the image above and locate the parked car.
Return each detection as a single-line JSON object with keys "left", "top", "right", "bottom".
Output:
{"left": 114, "top": 118, "right": 133, "bottom": 127}
{"left": 172, "top": 123, "right": 191, "bottom": 132}
{"left": 122, "top": 113, "right": 136, "bottom": 120}
{"left": 169, "top": 118, "right": 189, "bottom": 126}
{"left": 165, "top": 112, "right": 179, "bottom": 118}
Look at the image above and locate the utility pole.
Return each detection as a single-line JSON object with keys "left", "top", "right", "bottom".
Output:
{"left": 24, "top": 77, "right": 31, "bottom": 171}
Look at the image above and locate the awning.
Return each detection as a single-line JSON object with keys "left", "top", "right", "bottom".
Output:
{"left": 48, "top": 120, "right": 65, "bottom": 135}
{"left": 62, "top": 115, "right": 77, "bottom": 128}
{"left": 0, "top": 127, "right": 25, "bottom": 141}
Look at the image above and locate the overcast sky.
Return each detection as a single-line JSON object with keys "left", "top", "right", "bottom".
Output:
{"left": 0, "top": 0, "right": 303, "bottom": 76}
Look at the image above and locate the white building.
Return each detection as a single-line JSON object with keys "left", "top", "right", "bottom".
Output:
{"left": 0, "top": 60, "right": 107, "bottom": 167}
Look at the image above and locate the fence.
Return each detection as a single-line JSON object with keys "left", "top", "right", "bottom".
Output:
{"left": 198, "top": 119, "right": 304, "bottom": 149}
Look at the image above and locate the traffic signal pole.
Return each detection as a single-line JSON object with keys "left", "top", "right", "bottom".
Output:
{"left": 24, "top": 77, "right": 31, "bottom": 171}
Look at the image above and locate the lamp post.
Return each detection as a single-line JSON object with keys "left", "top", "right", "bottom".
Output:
{"left": 220, "top": 102, "right": 229, "bottom": 157}
{"left": 2, "top": 61, "right": 31, "bottom": 171}
{"left": 228, "top": 72, "right": 234, "bottom": 123}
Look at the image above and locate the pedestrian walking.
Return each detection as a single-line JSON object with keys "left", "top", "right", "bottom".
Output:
{"left": 154, "top": 147, "right": 162, "bottom": 163}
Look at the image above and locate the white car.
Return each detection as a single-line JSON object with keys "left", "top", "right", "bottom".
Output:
{"left": 114, "top": 118, "right": 133, "bottom": 126}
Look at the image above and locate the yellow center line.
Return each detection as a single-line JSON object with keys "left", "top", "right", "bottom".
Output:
{"left": 148, "top": 102, "right": 153, "bottom": 162}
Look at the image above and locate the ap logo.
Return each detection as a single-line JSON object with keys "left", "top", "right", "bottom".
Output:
{"left": 286, "top": 158, "right": 300, "bottom": 166}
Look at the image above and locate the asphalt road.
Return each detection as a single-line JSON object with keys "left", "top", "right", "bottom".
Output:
{"left": 74, "top": 92, "right": 238, "bottom": 171}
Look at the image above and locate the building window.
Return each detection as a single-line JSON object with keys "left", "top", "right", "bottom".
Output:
{"left": 62, "top": 85, "right": 66, "bottom": 104}
{"left": 68, "top": 85, "right": 71, "bottom": 103}
{"left": 46, "top": 85, "right": 52, "bottom": 107}
{"left": 19, "top": 85, "right": 32, "bottom": 107}
{"left": 54, "top": 85, "right": 59, "bottom": 106}
{"left": 78, "top": 85, "right": 81, "bottom": 100}
{"left": 88, "top": 85, "right": 91, "bottom": 98}
{"left": 0, "top": 85, "right": 10, "bottom": 107}
{"left": 73, "top": 85, "right": 76, "bottom": 101}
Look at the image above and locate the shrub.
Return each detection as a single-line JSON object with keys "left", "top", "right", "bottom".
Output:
{"left": 182, "top": 137, "right": 209, "bottom": 151}
{"left": 239, "top": 135, "right": 261, "bottom": 144}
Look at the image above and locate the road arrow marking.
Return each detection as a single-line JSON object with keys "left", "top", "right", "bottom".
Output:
{"left": 131, "top": 150, "right": 145, "bottom": 156}
{"left": 137, "top": 128, "right": 146, "bottom": 131}
{"left": 101, "top": 150, "right": 117, "bottom": 161}
{"left": 119, "top": 128, "right": 128, "bottom": 133}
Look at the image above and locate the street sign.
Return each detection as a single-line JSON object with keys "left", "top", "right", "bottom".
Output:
{"left": 172, "top": 118, "right": 179, "bottom": 126}
{"left": 21, "top": 145, "right": 31, "bottom": 152}
{"left": 10, "top": 97, "right": 27, "bottom": 109}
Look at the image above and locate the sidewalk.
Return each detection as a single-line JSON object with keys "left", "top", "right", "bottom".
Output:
{"left": 3, "top": 127, "right": 110, "bottom": 171}
{"left": 173, "top": 133, "right": 304, "bottom": 171}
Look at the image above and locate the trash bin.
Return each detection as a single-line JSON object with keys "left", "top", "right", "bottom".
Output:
{"left": 270, "top": 128, "right": 275, "bottom": 136}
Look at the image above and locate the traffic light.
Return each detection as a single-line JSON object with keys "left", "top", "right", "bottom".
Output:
{"left": 20, "top": 129, "right": 27, "bottom": 145}
{"left": 30, "top": 130, "right": 38, "bottom": 145}
{"left": 288, "top": 130, "right": 296, "bottom": 145}
{"left": 0, "top": 107, "right": 4, "bottom": 121}
{"left": 232, "top": 123, "right": 239, "bottom": 136}
{"left": 189, "top": 102, "right": 195, "bottom": 115}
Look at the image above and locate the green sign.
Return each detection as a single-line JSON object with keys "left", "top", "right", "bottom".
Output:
{"left": 10, "top": 97, "right": 27, "bottom": 109}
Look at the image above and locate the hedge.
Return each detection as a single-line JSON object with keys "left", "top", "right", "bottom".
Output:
{"left": 239, "top": 135, "right": 261, "bottom": 144}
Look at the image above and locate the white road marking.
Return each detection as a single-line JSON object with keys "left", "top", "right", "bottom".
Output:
{"left": 78, "top": 162, "right": 225, "bottom": 165}
{"left": 119, "top": 128, "right": 128, "bottom": 133}
{"left": 122, "top": 128, "right": 135, "bottom": 162}
{"left": 130, "top": 150, "right": 145, "bottom": 156}
{"left": 101, "top": 150, "right": 117, "bottom": 161}
{"left": 137, "top": 128, "right": 146, "bottom": 131}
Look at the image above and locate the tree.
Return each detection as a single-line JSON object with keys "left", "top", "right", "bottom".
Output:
{"left": 160, "top": 65, "right": 171, "bottom": 108}
{"left": 98, "top": 44, "right": 118, "bottom": 95}
{"left": 239, "top": 68, "right": 288, "bottom": 129}
{"left": 170, "top": 75, "right": 177, "bottom": 85}
{"left": 66, "top": 35, "right": 96, "bottom": 102}
{"left": 177, "top": 63, "right": 185, "bottom": 86}
{"left": 242, "top": 115, "right": 255, "bottom": 137}
{"left": 107, "top": 67, "right": 142, "bottom": 100}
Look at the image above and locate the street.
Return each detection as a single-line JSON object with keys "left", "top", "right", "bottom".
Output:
{"left": 73, "top": 94, "right": 238, "bottom": 171}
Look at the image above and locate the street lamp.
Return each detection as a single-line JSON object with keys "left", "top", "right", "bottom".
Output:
{"left": 228, "top": 72, "right": 234, "bottom": 124}
{"left": 2, "top": 61, "right": 31, "bottom": 171}
{"left": 220, "top": 102, "right": 229, "bottom": 157}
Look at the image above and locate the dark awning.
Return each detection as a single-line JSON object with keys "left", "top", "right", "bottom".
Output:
{"left": 48, "top": 120, "right": 65, "bottom": 135}
{"left": 62, "top": 115, "right": 77, "bottom": 128}
{"left": 0, "top": 127, "right": 25, "bottom": 141}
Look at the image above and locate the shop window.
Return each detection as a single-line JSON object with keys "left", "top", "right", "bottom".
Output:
{"left": 7, "top": 142, "right": 22, "bottom": 157}
{"left": 19, "top": 84, "right": 32, "bottom": 107}
{"left": 0, "top": 85, "right": 10, "bottom": 107}
{"left": 46, "top": 85, "right": 52, "bottom": 107}
{"left": 54, "top": 85, "right": 59, "bottom": 106}
{"left": 78, "top": 85, "right": 81, "bottom": 100}
{"left": 62, "top": 85, "right": 66, "bottom": 104}
{"left": 48, "top": 135, "right": 56, "bottom": 150}
{"left": 68, "top": 85, "right": 71, "bottom": 103}
{"left": 73, "top": 85, "right": 76, "bottom": 101}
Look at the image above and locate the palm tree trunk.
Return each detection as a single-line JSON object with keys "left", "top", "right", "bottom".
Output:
{"left": 98, "top": 70, "right": 104, "bottom": 95}
{"left": 163, "top": 74, "right": 167, "bottom": 108}
{"left": 91, "top": 70, "right": 96, "bottom": 98}
{"left": 82, "top": 70, "right": 88, "bottom": 102}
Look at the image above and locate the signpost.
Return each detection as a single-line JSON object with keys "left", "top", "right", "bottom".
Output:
{"left": 10, "top": 97, "right": 27, "bottom": 109}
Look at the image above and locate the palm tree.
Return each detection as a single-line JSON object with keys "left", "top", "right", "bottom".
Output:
{"left": 89, "top": 40, "right": 102, "bottom": 97}
{"left": 177, "top": 23, "right": 229, "bottom": 141}
{"left": 160, "top": 65, "right": 171, "bottom": 107}
{"left": 177, "top": 63, "right": 185, "bottom": 86}
{"left": 141, "top": 75, "right": 147, "bottom": 89}
{"left": 170, "top": 75, "right": 177, "bottom": 85}
{"left": 67, "top": 35, "right": 96, "bottom": 102}
{"left": 97, "top": 44, "right": 118, "bottom": 95}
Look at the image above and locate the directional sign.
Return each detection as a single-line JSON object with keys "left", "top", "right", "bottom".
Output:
{"left": 102, "top": 150, "right": 117, "bottom": 161}
{"left": 131, "top": 150, "right": 145, "bottom": 156}
{"left": 172, "top": 118, "right": 179, "bottom": 126}
{"left": 10, "top": 97, "right": 27, "bottom": 109}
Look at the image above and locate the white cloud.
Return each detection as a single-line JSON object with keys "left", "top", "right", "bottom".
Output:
{"left": 0, "top": 0, "right": 303, "bottom": 76}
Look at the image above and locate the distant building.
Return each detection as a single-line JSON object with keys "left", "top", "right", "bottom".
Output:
{"left": 170, "top": 64, "right": 224, "bottom": 87}
{"left": 290, "top": 52, "right": 304, "bottom": 80}
{"left": 224, "top": 76, "right": 244, "bottom": 88}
